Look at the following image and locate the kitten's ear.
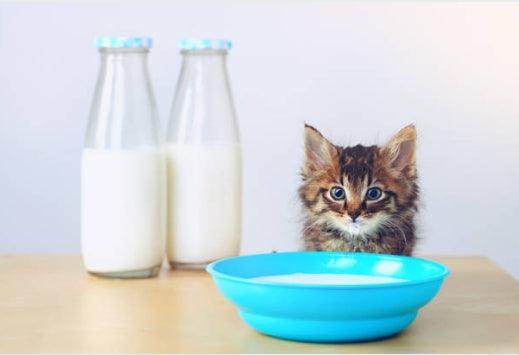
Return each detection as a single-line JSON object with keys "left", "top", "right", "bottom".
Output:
{"left": 381, "top": 124, "right": 417, "bottom": 177}
{"left": 303, "top": 124, "right": 338, "bottom": 176}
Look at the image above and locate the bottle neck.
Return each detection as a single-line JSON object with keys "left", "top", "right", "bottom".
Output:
{"left": 99, "top": 48, "right": 149, "bottom": 83}
{"left": 180, "top": 50, "right": 228, "bottom": 81}
{"left": 167, "top": 50, "right": 238, "bottom": 144}
{"left": 85, "top": 48, "right": 159, "bottom": 149}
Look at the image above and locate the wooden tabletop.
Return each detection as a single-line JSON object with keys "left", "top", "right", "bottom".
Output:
{"left": 0, "top": 255, "right": 518, "bottom": 353}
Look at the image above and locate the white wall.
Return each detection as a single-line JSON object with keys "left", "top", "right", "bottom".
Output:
{"left": 1, "top": 1, "right": 518, "bottom": 278}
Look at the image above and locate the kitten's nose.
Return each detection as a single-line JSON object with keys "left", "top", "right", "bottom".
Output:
{"left": 348, "top": 209, "right": 361, "bottom": 222}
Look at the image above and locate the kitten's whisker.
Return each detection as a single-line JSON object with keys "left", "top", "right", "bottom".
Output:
{"left": 302, "top": 218, "right": 323, "bottom": 235}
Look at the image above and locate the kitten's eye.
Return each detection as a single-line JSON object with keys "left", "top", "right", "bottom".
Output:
{"left": 366, "top": 187, "right": 382, "bottom": 200}
{"left": 330, "top": 186, "right": 346, "bottom": 200}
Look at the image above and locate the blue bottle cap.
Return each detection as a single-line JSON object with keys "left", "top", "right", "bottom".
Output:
{"left": 178, "top": 38, "right": 232, "bottom": 51}
{"left": 95, "top": 36, "right": 153, "bottom": 49}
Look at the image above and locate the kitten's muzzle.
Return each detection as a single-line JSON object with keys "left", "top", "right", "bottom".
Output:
{"left": 348, "top": 209, "right": 361, "bottom": 222}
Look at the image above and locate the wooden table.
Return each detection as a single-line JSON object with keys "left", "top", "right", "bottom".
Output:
{"left": 1, "top": 255, "right": 518, "bottom": 353}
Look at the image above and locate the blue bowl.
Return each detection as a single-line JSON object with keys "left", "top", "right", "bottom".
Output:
{"left": 207, "top": 252, "right": 449, "bottom": 343}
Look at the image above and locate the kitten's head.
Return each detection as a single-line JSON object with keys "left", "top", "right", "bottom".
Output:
{"left": 299, "top": 124, "right": 418, "bottom": 241}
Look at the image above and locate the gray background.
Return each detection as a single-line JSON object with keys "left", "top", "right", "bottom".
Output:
{"left": 1, "top": 1, "right": 518, "bottom": 278}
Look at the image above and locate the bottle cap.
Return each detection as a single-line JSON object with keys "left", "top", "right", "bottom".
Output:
{"left": 95, "top": 36, "right": 153, "bottom": 49}
{"left": 178, "top": 38, "right": 232, "bottom": 51}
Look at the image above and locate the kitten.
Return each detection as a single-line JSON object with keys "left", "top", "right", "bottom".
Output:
{"left": 299, "top": 124, "right": 418, "bottom": 255}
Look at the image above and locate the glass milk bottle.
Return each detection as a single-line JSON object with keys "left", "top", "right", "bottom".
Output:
{"left": 81, "top": 37, "right": 166, "bottom": 278}
{"left": 166, "top": 39, "right": 241, "bottom": 268}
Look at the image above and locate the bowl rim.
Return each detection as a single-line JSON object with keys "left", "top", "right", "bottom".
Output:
{"left": 206, "top": 251, "right": 451, "bottom": 289}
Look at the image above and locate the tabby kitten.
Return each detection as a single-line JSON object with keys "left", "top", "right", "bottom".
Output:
{"left": 299, "top": 124, "right": 418, "bottom": 255}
